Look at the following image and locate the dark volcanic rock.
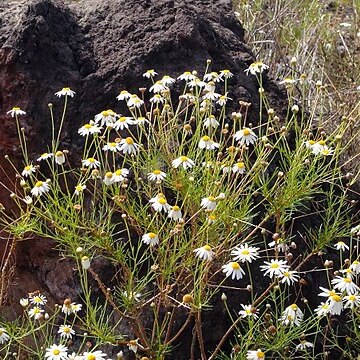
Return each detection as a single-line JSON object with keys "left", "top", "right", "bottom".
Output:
{"left": 0, "top": 0, "right": 286, "bottom": 356}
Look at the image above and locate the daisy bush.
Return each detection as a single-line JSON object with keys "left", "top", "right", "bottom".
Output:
{"left": 1, "top": 58, "right": 360, "bottom": 360}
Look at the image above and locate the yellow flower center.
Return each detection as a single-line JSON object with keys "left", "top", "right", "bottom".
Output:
{"left": 242, "top": 249, "right": 250, "bottom": 255}
{"left": 308, "top": 140, "right": 315, "bottom": 145}
{"left": 231, "top": 262, "right": 240, "bottom": 270}
{"left": 119, "top": 117, "right": 126, "bottom": 122}
{"left": 344, "top": 278, "right": 352, "bottom": 283}
{"left": 105, "top": 172, "right": 113, "bottom": 178}
{"left": 270, "top": 263, "right": 279, "bottom": 269}
{"left": 349, "top": 295, "right": 356, "bottom": 301}
{"left": 180, "top": 156, "right": 189, "bottom": 162}
{"left": 237, "top": 162, "right": 245, "bottom": 168}
{"left": 76, "top": 185, "right": 83, "bottom": 191}
{"left": 34, "top": 308, "right": 40, "bottom": 314}
{"left": 172, "top": 205, "right": 180, "bottom": 211}
{"left": 148, "top": 233, "right": 156, "bottom": 238}
{"left": 109, "top": 142, "right": 116, "bottom": 147}
{"left": 153, "top": 170, "right": 161, "bottom": 175}
{"left": 125, "top": 137, "right": 134, "bottom": 145}
{"left": 84, "top": 124, "right": 92, "bottom": 129}
{"left": 257, "top": 351, "right": 265, "bottom": 359}
{"left": 283, "top": 271, "right": 290, "bottom": 277}
{"left": 55, "top": 151, "right": 63, "bottom": 157}
{"left": 13, "top": 106, "right": 20, "bottom": 110}
{"left": 203, "top": 245, "right": 211, "bottom": 251}
{"left": 62, "top": 87, "right": 70, "bottom": 91}
{"left": 202, "top": 135, "right": 210, "bottom": 141}
{"left": 115, "top": 170, "right": 122, "bottom": 176}
{"left": 318, "top": 140, "right": 326, "bottom": 145}
{"left": 87, "top": 355, "right": 96, "bottom": 360}
{"left": 102, "top": 110, "right": 110, "bottom": 116}
{"left": 0, "top": 330, "right": 3, "bottom": 335}
{"left": 290, "top": 304, "right": 298, "bottom": 311}
{"left": 208, "top": 214, "right": 216, "bottom": 220}
{"left": 329, "top": 290, "right": 336, "bottom": 296}
{"left": 63, "top": 327, "right": 71, "bottom": 333}
{"left": 35, "top": 181, "right": 43, "bottom": 188}
{"left": 243, "top": 128, "right": 251, "bottom": 136}
{"left": 25, "top": 165, "right": 32, "bottom": 171}
{"left": 322, "top": 149, "right": 330, "bottom": 155}
{"left": 53, "top": 350, "right": 60, "bottom": 355}
{"left": 159, "top": 198, "right": 167, "bottom": 204}
{"left": 208, "top": 196, "right": 215, "bottom": 202}
{"left": 88, "top": 158, "right": 95, "bottom": 163}
{"left": 331, "top": 295, "right": 341, "bottom": 302}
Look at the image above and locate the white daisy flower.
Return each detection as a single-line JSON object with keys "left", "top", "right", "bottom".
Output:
{"left": 71, "top": 303, "right": 82, "bottom": 313}
{"left": 94, "top": 109, "right": 117, "bottom": 127}
{"left": 150, "top": 94, "right": 165, "bottom": 104}
{"left": 28, "top": 306, "right": 44, "bottom": 319}
{"left": 31, "top": 181, "right": 50, "bottom": 197}
{"left": 143, "top": 69, "right": 158, "bottom": 78}
{"left": 0, "top": 328, "right": 10, "bottom": 344}
{"left": 45, "top": 344, "right": 68, "bottom": 360}
{"left": 29, "top": 293, "right": 47, "bottom": 306}
{"left": 328, "top": 294, "right": 343, "bottom": 315}
{"left": 55, "top": 151, "right": 66, "bottom": 165}
{"left": 232, "top": 162, "right": 246, "bottom": 174}
{"left": 135, "top": 116, "right": 151, "bottom": 126}
{"left": 340, "top": 267, "right": 355, "bottom": 279}
{"left": 194, "top": 245, "right": 214, "bottom": 261}
{"left": 331, "top": 276, "right": 359, "bottom": 295}
{"left": 7, "top": 106, "right": 26, "bottom": 117}
{"left": 320, "top": 147, "right": 334, "bottom": 156}
{"left": 280, "top": 304, "right": 303, "bottom": 326}
{"left": 82, "top": 157, "right": 100, "bottom": 169}
{"left": 54, "top": 87, "right": 75, "bottom": 97}
{"left": 61, "top": 300, "right": 82, "bottom": 315}
{"left": 231, "top": 243, "right": 260, "bottom": 263}
{"left": 198, "top": 135, "right": 220, "bottom": 150}
{"left": 20, "top": 298, "right": 29, "bottom": 307}
{"left": 149, "top": 193, "right": 171, "bottom": 212}
{"left": 178, "top": 71, "right": 196, "bottom": 82}
{"left": 296, "top": 340, "right": 314, "bottom": 351}
{"left": 239, "top": 304, "right": 259, "bottom": 319}
{"left": 217, "top": 93, "right": 232, "bottom": 106}
{"left": 203, "top": 115, "right": 219, "bottom": 129}
{"left": 37, "top": 152, "right": 53, "bottom": 162}
{"left": 343, "top": 293, "right": 360, "bottom": 309}
{"left": 103, "top": 172, "right": 114, "bottom": 185}
{"left": 310, "top": 140, "right": 326, "bottom": 155}
{"left": 203, "top": 72, "right": 222, "bottom": 82}
{"left": 201, "top": 196, "right": 217, "bottom": 211}
{"left": 22, "top": 164, "right": 36, "bottom": 177}
{"left": 119, "top": 137, "right": 140, "bottom": 155}
{"left": 246, "top": 349, "right": 266, "bottom": 360}
{"left": 222, "top": 261, "right": 245, "bottom": 280}
{"left": 219, "top": 69, "right": 234, "bottom": 79}
{"left": 350, "top": 260, "right": 360, "bottom": 274}
{"left": 58, "top": 325, "right": 75, "bottom": 339}
{"left": 234, "top": 128, "right": 257, "bottom": 146}
{"left": 150, "top": 80, "right": 168, "bottom": 93}
{"left": 244, "top": 61, "right": 269, "bottom": 75}
{"left": 127, "top": 95, "right": 144, "bottom": 108}
{"left": 172, "top": 156, "right": 195, "bottom": 170}
{"left": 315, "top": 302, "right": 330, "bottom": 317}
{"left": 161, "top": 75, "right": 175, "bottom": 85}
{"left": 74, "top": 184, "right": 86, "bottom": 195}
{"left": 318, "top": 287, "right": 337, "bottom": 298}
{"left": 112, "top": 168, "right": 129, "bottom": 182}
{"left": 147, "top": 169, "right": 166, "bottom": 182}
{"left": 203, "top": 91, "right": 221, "bottom": 101}
{"left": 102, "top": 142, "right": 121, "bottom": 152}
{"left": 116, "top": 90, "right": 131, "bottom": 101}
{"left": 278, "top": 270, "right": 300, "bottom": 285}
{"left": 168, "top": 205, "right": 182, "bottom": 221}
{"left": 260, "top": 259, "right": 289, "bottom": 278}
{"left": 82, "top": 350, "right": 107, "bottom": 360}
{"left": 78, "top": 121, "right": 102, "bottom": 136}
{"left": 188, "top": 77, "right": 207, "bottom": 89}
{"left": 335, "top": 241, "right": 349, "bottom": 251}
{"left": 112, "top": 116, "right": 135, "bottom": 130}
{"left": 142, "top": 232, "right": 159, "bottom": 246}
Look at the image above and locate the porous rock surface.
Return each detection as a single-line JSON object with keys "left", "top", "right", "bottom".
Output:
{"left": 0, "top": 0, "right": 285, "bottom": 356}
